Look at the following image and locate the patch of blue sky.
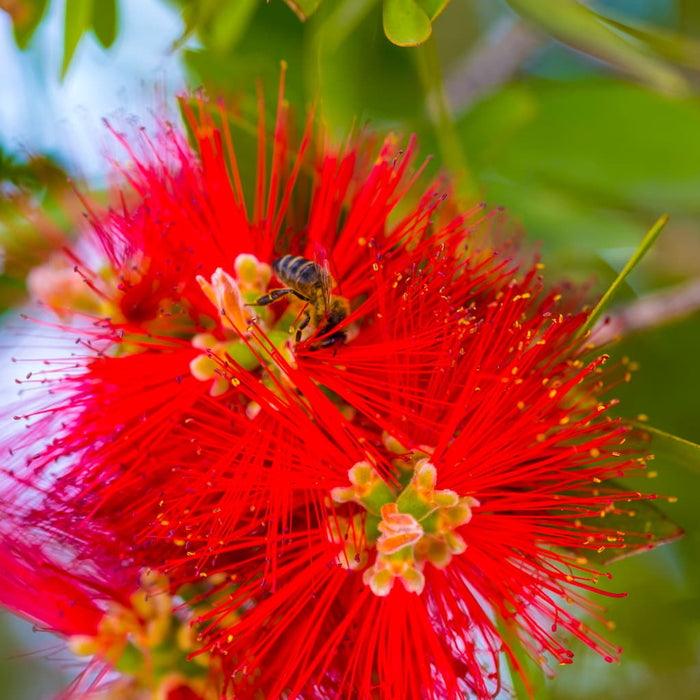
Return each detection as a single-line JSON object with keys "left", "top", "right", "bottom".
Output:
{"left": 0, "top": 0, "right": 188, "bottom": 183}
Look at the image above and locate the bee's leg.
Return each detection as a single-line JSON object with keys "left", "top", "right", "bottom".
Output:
{"left": 296, "top": 310, "right": 311, "bottom": 343}
{"left": 249, "top": 288, "right": 295, "bottom": 306}
{"left": 249, "top": 289, "right": 310, "bottom": 307}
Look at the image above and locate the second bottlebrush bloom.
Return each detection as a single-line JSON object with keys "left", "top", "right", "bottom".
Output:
{"left": 1, "top": 74, "right": 680, "bottom": 699}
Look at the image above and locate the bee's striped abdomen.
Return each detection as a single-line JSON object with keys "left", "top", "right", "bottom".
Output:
{"left": 273, "top": 255, "right": 321, "bottom": 287}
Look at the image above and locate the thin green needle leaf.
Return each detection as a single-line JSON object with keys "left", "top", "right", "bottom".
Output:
{"left": 505, "top": 0, "right": 688, "bottom": 95}
{"left": 581, "top": 214, "right": 668, "bottom": 338}
{"left": 593, "top": 12, "right": 700, "bottom": 69}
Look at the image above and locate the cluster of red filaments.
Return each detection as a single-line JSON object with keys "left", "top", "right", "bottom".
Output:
{"left": 1, "top": 71, "right": 677, "bottom": 700}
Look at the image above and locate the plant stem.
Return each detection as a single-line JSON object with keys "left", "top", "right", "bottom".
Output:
{"left": 589, "top": 277, "right": 700, "bottom": 348}
{"left": 414, "top": 34, "right": 479, "bottom": 202}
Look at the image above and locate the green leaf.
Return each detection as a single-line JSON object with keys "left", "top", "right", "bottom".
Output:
{"left": 282, "top": 0, "right": 324, "bottom": 21}
{"left": 62, "top": 0, "right": 94, "bottom": 78}
{"left": 175, "top": 0, "right": 259, "bottom": 52}
{"left": 565, "top": 488, "right": 684, "bottom": 566}
{"left": 92, "top": 0, "right": 118, "bottom": 49}
{"left": 504, "top": 0, "right": 688, "bottom": 95}
{"left": 311, "top": 0, "right": 379, "bottom": 49}
{"left": 593, "top": 12, "right": 700, "bottom": 70}
{"left": 10, "top": 0, "right": 49, "bottom": 49}
{"left": 310, "top": 0, "right": 425, "bottom": 131}
{"left": 174, "top": 0, "right": 219, "bottom": 50}
{"left": 416, "top": 0, "right": 450, "bottom": 22}
{"left": 632, "top": 423, "right": 700, "bottom": 475}
{"left": 580, "top": 214, "right": 668, "bottom": 337}
{"left": 383, "top": 0, "right": 432, "bottom": 47}
{"left": 206, "top": 0, "right": 258, "bottom": 53}
{"left": 456, "top": 80, "right": 700, "bottom": 233}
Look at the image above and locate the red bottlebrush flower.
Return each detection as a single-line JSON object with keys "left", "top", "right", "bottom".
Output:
{"left": 0, "top": 517, "right": 231, "bottom": 698}
{"left": 0, "top": 538, "right": 106, "bottom": 638}
{"left": 1, "top": 70, "right": 680, "bottom": 699}
{"left": 173, "top": 248, "right": 677, "bottom": 699}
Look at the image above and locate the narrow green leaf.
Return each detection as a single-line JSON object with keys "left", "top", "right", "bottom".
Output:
{"left": 632, "top": 423, "right": 700, "bottom": 475}
{"left": 413, "top": 36, "right": 479, "bottom": 199}
{"left": 383, "top": 0, "right": 432, "bottom": 47}
{"left": 10, "top": 0, "right": 49, "bottom": 49}
{"left": 417, "top": 0, "right": 450, "bottom": 22}
{"left": 312, "top": 0, "right": 378, "bottom": 48}
{"left": 281, "top": 0, "right": 324, "bottom": 21}
{"left": 62, "top": 0, "right": 94, "bottom": 78}
{"left": 504, "top": 0, "right": 688, "bottom": 95}
{"left": 208, "top": 0, "right": 258, "bottom": 53}
{"left": 92, "top": 0, "right": 118, "bottom": 49}
{"left": 580, "top": 214, "right": 668, "bottom": 338}
{"left": 559, "top": 488, "right": 684, "bottom": 566}
{"left": 593, "top": 12, "right": 700, "bottom": 70}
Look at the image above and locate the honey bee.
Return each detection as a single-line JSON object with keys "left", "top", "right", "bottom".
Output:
{"left": 251, "top": 253, "right": 349, "bottom": 348}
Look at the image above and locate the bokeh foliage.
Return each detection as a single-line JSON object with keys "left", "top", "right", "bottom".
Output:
{"left": 1, "top": 1, "right": 699, "bottom": 698}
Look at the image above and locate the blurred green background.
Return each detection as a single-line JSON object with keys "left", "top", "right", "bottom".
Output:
{"left": 1, "top": 0, "right": 699, "bottom": 698}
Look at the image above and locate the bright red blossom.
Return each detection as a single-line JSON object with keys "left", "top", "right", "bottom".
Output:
{"left": 1, "top": 74, "right": 679, "bottom": 700}
{"left": 168, "top": 250, "right": 658, "bottom": 699}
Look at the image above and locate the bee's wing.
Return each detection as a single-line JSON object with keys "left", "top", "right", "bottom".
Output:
{"left": 312, "top": 243, "right": 333, "bottom": 314}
